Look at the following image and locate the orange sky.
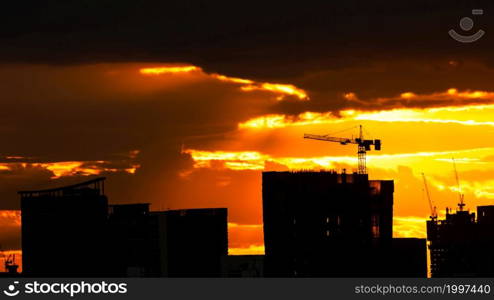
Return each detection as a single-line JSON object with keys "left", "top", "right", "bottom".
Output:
{"left": 2, "top": 62, "right": 494, "bottom": 258}
{"left": 141, "top": 65, "right": 494, "bottom": 254}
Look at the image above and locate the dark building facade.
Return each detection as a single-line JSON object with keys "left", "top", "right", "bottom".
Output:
{"left": 156, "top": 208, "right": 228, "bottom": 277}
{"left": 107, "top": 203, "right": 164, "bottom": 277}
{"left": 262, "top": 171, "right": 426, "bottom": 277}
{"left": 427, "top": 205, "right": 494, "bottom": 277}
{"left": 19, "top": 177, "right": 108, "bottom": 277}
{"left": 221, "top": 255, "right": 264, "bottom": 277}
{"left": 20, "top": 178, "right": 228, "bottom": 277}
{"left": 107, "top": 206, "right": 228, "bottom": 277}
{"left": 389, "top": 238, "right": 427, "bottom": 277}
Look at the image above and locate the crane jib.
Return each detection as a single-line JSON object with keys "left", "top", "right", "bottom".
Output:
{"left": 303, "top": 126, "right": 381, "bottom": 175}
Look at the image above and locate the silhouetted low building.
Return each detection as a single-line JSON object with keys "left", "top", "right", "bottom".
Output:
{"left": 155, "top": 208, "right": 228, "bottom": 277}
{"left": 107, "top": 203, "right": 163, "bottom": 276}
{"left": 427, "top": 205, "right": 494, "bottom": 277}
{"left": 106, "top": 206, "right": 228, "bottom": 277}
{"left": 19, "top": 178, "right": 228, "bottom": 277}
{"left": 262, "top": 171, "right": 425, "bottom": 277}
{"left": 389, "top": 238, "right": 427, "bottom": 277}
{"left": 19, "top": 177, "right": 108, "bottom": 277}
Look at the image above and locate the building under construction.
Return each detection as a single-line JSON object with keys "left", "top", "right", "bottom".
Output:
{"left": 427, "top": 205, "right": 494, "bottom": 277}
{"left": 262, "top": 171, "right": 426, "bottom": 277}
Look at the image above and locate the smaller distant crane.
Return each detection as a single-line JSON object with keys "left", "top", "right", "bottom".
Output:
{"left": 452, "top": 158, "right": 465, "bottom": 211}
{"left": 0, "top": 247, "right": 19, "bottom": 274}
{"left": 422, "top": 173, "right": 437, "bottom": 221}
{"left": 304, "top": 125, "right": 381, "bottom": 174}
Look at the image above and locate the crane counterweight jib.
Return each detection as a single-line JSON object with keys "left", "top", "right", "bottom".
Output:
{"left": 304, "top": 134, "right": 381, "bottom": 151}
{"left": 374, "top": 139, "right": 381, "bottom": 150}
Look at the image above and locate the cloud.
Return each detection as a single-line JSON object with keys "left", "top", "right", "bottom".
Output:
{"left": 228, "top": 223, "right": 264, "bottom": 255}
{"left": 2, "top": 1, "right": 494, "bottom": 81}
{"left": 140, "top": 65, "right": 309, "bottom": 101}
{"left": 0, "top": 159, "right": 139, "bottom": 180}
{"left": 393, "top": 216, "right": 427, "bottom": 238}
{"left": 183, "top": 147, "right": 494, "bottom": 173}
{"left": 3, "top": 2, "right": 494, "bottom": 257}
{"left": 140, "top": 66, "right": 201, "bottom": 75}
{"left": 365, "top": 89, "right": 494, "bottom": 109}
{"left": 239, "top": 90, "right": 494, "bottom": 130}
{"left": 0, "top": 63, "right": 292, "bottom": 209}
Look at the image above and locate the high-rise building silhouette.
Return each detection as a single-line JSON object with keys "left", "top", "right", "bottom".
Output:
{"left": 262, "top": 171, "right": 426, "bottom": 277}
{"left": 19, "top": 177, "right": 108, "bottom": 277}
{"left": 427, "top": 205, "right": 494, "bottom": 277}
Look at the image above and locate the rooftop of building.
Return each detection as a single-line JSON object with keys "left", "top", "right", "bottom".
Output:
{"left": 107, "top": 203, "right": 227, "bottom": 217}
{"left": 18, "top": 177, "right": 106, "bottom": 198}
{"left": 150, "top": 207, "right": 227, "bottom": 217}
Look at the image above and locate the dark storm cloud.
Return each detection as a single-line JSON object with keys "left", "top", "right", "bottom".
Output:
{"left": 0, "top": 64, "right": 280, "bottom": 209}
{"left": 3, "top": 0, "right": 494, "bottom": 119}
{"left": 1, "top": 0, "right": 494, "bottom": 80}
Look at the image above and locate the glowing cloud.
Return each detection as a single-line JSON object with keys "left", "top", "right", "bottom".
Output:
{"left": 0, "top": 211, "right": 21, "bottom": 226}
{"left": 239, "top": 102, "right": 494, "bottom": 130}
{"left": 32, "top": 161, "right": 140, "bottom": 179}
{"left": 211, "top": 73, "right": 308, "bottom": 100}
{"left": 211, "top": 74, "right": 254, "bottom": 85}
{"left": 239, "top": 112, "right": 337, "bottom": 129}
{"left": 228, "top": 223, "right": 264, "bottom": 255}
{"left": 183, "top": 149, "right": 268, "bottom": 170}
{"left": 0, "top": 150, "right": 141, "bottom": 179}
{"left": 183, "top": 149, "right": 352, "bottom": 171}
{"left": 139, "top": 66, "right": 201, "bottom": 75}
{"left": 348, "top": 108, "right": 494, "bottom": 127}
{"left": 241, "top": 83, "right": 308, "bottom": 100}
{"left": 183, "top": 147, "right": 494, "bottom": 172}
{"left": 343, "top": 88, "right": 494, "bottom": 109}
{"left": 393, "top": 216, "right": 427, "bottom": 238}
{"left": 374, "top": 88, "right": 494, "bottom": 106}
{"left": 228, "top": 245, "right": 265, "bottom": 255}
{"left": 139, "top": 65, "right": 309, "bottom": 100}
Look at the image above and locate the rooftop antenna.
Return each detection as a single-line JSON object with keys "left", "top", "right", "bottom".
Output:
{"left": 452, "top": 157, "right": 465, "bottom": 211}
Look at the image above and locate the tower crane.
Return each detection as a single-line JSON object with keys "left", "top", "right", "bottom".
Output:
{"left": 303, "top": 125, "right": 381, "bottom": 174}
{"left": 422, "top": 173, "right": 437, "bottom": 221}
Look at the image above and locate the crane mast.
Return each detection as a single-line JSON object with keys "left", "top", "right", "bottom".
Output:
{"left": 422, "top": 173, "right": 437, "bottom": 221}
{"left": 304, "top": 125, "right": 381, "bottom": 175}
{"left": 357, "top": 126, "right": 366, "bottom": 175}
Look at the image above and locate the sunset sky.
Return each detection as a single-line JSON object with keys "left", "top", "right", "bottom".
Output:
{"left": 1, "top": 1, "right": 494, "bottom": 268}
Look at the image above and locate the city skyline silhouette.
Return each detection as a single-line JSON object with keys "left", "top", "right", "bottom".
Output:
{"left": 1, "top": 0, "right": 494, "bottom": 279}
